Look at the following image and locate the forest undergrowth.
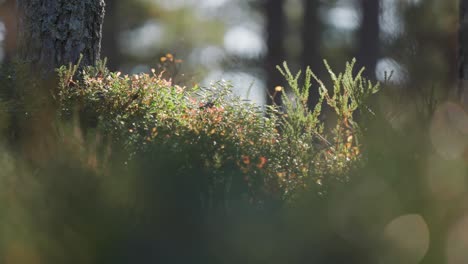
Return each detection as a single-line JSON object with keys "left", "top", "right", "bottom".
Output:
{"left": 0, "top": 57, "right": 463, "bottom": 264}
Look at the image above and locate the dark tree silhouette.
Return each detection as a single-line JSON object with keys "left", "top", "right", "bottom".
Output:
{"left": 265, "top": 0, "right": 286, "bottom": 106}
{"left": 16, "top": 0, "right": 105, "bottom": 75}
{"left": 459, "top": 0, "right": 468, "bottom": 101}
{"left": 302, "top": 0, "right": 321, "bottom": 108}
{"left": 101, "top": 0, "right": 121, "bottom": 71}
{"left": 357, "top": 0, "right": 380, "bottom": 80}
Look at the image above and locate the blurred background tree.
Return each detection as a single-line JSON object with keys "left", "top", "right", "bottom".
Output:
{"left": 265, "top": 0, "right": 286, "bottom": 106}
{"left": 357, "top": 0, "right": 379, "bottom": 80}
{"left": 302, "top": 0, "right": 321, "bottom": 107}
{"left": 0, "top": 0, "right": 459, "bottom": 104}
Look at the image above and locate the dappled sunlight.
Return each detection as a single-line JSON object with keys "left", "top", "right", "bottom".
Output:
{"left": 380, "top": 0, "right": 405, "bottom": 38}
{"left": 120, "top": 20, "right": 165, "bottom": 58}
{"left": 376, "top": 57, "right": 407, "bottom": 84}
{"left": 189, "top": 45, "right": 225, "bottom": 69}
{"left": 324, "top": 5, "right": 359, "bottom": 31}
{"left": 376, "top": 93, "right": 420, "bottom": 133}
{"left": 328, "top": 178, "right": 401, "bottom": 244}
{"left": 381, "top": 214, "right": 430, "bottom": 264}
{"left": 426, "top": 154, "right": 467, "bottom": 201}
{"left": 224, "top": 26, "right": 265, "bottom": 58}
{"left": 4, "top": 241, "right": 41, "bottom": 264}
{"left": 202, "top": 71, "right": 266, "bottom": 105}
{"left": 430, "top": 102, "right": 468, "bottom": 160}
{"left": 447, "top": 213, "right": 468, "bottom": 264}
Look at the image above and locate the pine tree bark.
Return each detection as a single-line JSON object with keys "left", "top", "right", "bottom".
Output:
{"left": 265, "top": 0, "right": 286, "bottom": 106}
{"left": 11, "top": 0, "right": 105, "bottom": 156}
{"left": 357, "top": 0, "right": 380, "bottom": 80}
{"left": 459, "top": 0, "right": 468, "bottom": 101}
{"left": 302, "top": 0, "right": 321, "bottom": 108}
{"left": 16, "top": 0, "right": 105, "bottom": 75}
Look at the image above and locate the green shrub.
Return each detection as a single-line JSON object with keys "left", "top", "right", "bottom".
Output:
{"left": 55, "top": 58, "right": 380, "bottom": 202}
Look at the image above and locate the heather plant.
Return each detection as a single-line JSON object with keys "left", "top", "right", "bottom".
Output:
{"left": 55, "top": 57, "right": 380, "bottom": 203}
{"left": 272, "top": 59, "right": 380, "bottom": 197}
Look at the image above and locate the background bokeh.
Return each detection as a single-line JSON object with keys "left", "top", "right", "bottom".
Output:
{"left": 0, "top": 0, "right": 458, "bottom": 105}
{"left": 0, "top": 1, "right": 466, "bottom": 264}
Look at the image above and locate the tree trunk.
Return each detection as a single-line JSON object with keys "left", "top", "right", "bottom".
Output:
{"left": 265, "top": 0, "right": 286, "bottom": 106}
{"left": 459, "top": 0, "right": 468, "bottom": 101}
{"left": 302, "top": 0, "right": 321, "bottom": 109}
{"left": 16, "top": 0, "right": 105, "bottom": 75}
{"left": 357, "top": 0, "right": 380, "bottom": 80}
{"left": 11, "top": 0, "right": 105, "bottom": 157}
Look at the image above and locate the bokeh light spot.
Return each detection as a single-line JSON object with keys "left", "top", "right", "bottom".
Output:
{"left": 430, "top": 102, "right": 468, "bottom": 160}
{"left": 381, "top": 214, "right": 429, "bottom": 264}
{"left": 224, "top": 26, "right": 265, "bottom": 58}
{"left": 447, "top": 214, "right": 468, "bottom": 264}
{"left": 5, "top": 241, "right": 41, "bottom": 264}
{"left": 329, "top": 178, "right": 400, "bottom": 244}
{"left": 426, "top": 154, "right": 466, "bottom": 201}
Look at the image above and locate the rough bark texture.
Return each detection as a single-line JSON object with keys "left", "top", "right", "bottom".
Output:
{"left": 357, "top": 0, "right": 379, "bottom": 80}
{"left": 16, "top": 0, "right": 105, "bottom": 75}
{"left": 302, "top": 0, "right": 321, "bottom": 108}
{"left": 265, "top": 0, "right": 286, "bottom": 106}
{"left": 459, "top": 0, "right": 468, "bottom": 101}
